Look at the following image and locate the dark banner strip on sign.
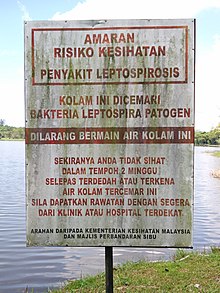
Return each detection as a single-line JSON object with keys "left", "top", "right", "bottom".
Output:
{"left": 25, "top": 127, "right": 194, "bottom": 144}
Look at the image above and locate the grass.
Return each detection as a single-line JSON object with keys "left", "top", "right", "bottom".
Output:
{"left": 211, "top": 151, "right": 220, "bottom": 158}
{"left": 50, "top": 248, "right": 220, "bottom": 293}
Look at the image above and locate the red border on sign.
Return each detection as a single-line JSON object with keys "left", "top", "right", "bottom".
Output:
{"left": 31, "top": 26, "right": 188, "bottom": 86}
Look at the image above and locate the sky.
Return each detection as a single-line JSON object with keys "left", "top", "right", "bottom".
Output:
{"left": 1, "top": 0, "right": 220, "bottom": 131}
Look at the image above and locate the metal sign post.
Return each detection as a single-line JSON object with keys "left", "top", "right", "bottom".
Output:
{"left": 105, "top": 247, "right": 113, "bottom": 293}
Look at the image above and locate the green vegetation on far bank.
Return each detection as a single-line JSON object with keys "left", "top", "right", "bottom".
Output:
{"left": 195, "top": 124, "right": 220, "bottom": 146}
{"left": 0, "top": 120, "right": 24, "bottom": 140}
{"left": 210, "top": 151, "right": 220, "bottom": 158}
{"left": 51, "top": 248, "right": 220, "bottom": 293}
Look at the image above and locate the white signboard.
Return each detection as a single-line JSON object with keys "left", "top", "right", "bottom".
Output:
{"left": 25, "top": 19, "right": 195, "bottom": 247}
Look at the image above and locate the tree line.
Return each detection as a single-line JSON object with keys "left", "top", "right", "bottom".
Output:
{"left": 0, "top": 120, "right": 24, "bottom": 140}
{"left": 195, "top": 125, "right": 220, "bottom": 146}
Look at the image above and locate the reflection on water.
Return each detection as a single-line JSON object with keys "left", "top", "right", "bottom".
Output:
{"left": 0, "top": 142, "right": 219, "bottom": 292}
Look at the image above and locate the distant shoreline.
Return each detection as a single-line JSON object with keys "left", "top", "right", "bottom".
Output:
{"left": 0, "top": 140, "right": 220, "bottom": 146}
{"left": 0, "top": 138, "right": 25, "bottom": 142}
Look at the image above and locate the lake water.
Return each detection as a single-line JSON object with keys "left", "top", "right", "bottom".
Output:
{"left": 0, "top": 141, "right": 219, "bottom": 292}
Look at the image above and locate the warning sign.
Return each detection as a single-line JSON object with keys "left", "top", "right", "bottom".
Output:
{"left": 25, "top": 19, "right": 195, "bottom": 247}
